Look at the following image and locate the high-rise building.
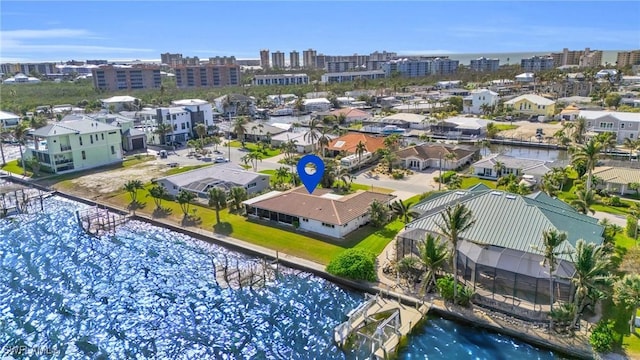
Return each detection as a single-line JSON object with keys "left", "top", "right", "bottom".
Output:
{"left": 289, "top": 51, "right": 300, "bottom": 69}
{"left": 92, "top": 65, "right": 162, "bottom": 91}
{"left": 469, "top": 57, "right": 500, "bottom": 72}
{"left": 367, "top": 51, "right": 398, "bottom": 70}
{"left": 550, "top": 48, "right": 602, "bottom": 67}
{"left": 160, "top": 53, "right": 183, "bottom": 67}
{"left": 173, "top": 64, "right": 240, "bottom": 88}
{"left": 271, "top": 51, "right": 285, "bottom": 69}
{"left": 208, "top": 56, "right": 236, "bottom": 65}
{"left": 183, "top": 57, "right": 200, "bottom": 66}
{"left": 315, "top": 54, "right": 327, "bottom": 69}
{"left": 380, "top": 57, "right": 458, "bottom": 78}
{"left": 259, "top": 49, "right": 270, "bottom": 69}
{"left": 303, "top": 48, "right": 317, "bottom": 68}
{"left": 616, "top": 50, "right": 640, "bottom": 67}
{"left": 520, "top": 56, "right": 555, "bottom": 72}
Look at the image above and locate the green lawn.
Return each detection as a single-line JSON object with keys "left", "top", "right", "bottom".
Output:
{"left": 460, "top": 177, "right": 497, "bottom": 189}
{"left": 494, "top": 124, "right": 519, "bottom": 131}
{"left": 1, "top": 159, "right": 32, "bottom": 177}
{"left": 615, "top": 232, "right": 638, "bottom": 250}
{"left": 104, "top": 185, "right": 404, "bottom": 265}
{"left": 601, "top": 298, "right": 640, "bottom": 358}
{"left": 229, "top": 141, "right": 281, "bottom": 158}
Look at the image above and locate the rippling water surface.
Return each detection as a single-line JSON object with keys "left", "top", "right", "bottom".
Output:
{"left": 1, "top": 197, "right": 562, "bottom": 359}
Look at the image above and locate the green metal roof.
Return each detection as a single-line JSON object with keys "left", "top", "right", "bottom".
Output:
{"left": 409, "top": 189, "right": 603, "bottom": 261}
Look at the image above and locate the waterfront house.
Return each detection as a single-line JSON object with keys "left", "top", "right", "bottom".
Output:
{"left": 26, "top": 120, "right": 123, "bottom": 173}
{"left": 267, "top": 94, "right": 298, "bottom": 106}
{"left": 243, "top": 187, "right": 396, "bottom": 238}
{"left": 326, "top": 133, "right": 386, "bottom": 156}
{"left": 214, "top": 94, "right": 256, "bottom": 117}
{"left": 463, "top": 89, "right": 500, "bottom": 115}
{"left": 592, "top": 166, "right": 640, "bottom": 195}
{"left": 303, "top": 98, "right": 332, "bottom": 112}
{"left": 579, "top": 110, "right": 640, "bottom": 143}
{"left": 0, "top": 110, "right": 21, "bottom": 129}
{"left": 270, "top": 131, "right": 336, "bottom": 153}
{"left": 397, "top": 184, "right": 604, "bottom": 320}
{"left": 472, "top": 154, "right": 556, "bottom": 182}
{"left": 67, "top": 113, "right": 147, "bottom": 152}
{"left": 240, "top": 122, "right": 287, "bottom": 143}
{"left": 171, "top": 99, "right": 216, "bottom": 129}
{"left": 504, "top": 94, "right": 556, "bottom": 120}
{"left": 155, "top": 107, "right": 193, "bottom": 144}
{"left": 100, "top": 96, "right": 139, "bottom": 112}
{"left": 430, "top": 116, "right": 489, "bottom": 137}
{"left": 396, "top": 143, "right": 478, "bottom": 171}
{"left": 155, "top": 163, "right": 270, "bottom": 198}
{"left": 328, "top": 108, "right": 372, "bottom": 123}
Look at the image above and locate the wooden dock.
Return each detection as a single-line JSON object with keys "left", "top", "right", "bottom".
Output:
{"left": 0, "top": 184, "right": 51, "bottom": 217}
{"left": 76, "top": 206, "right": 129, "bottom": 237}
{"left": 334, "top": 294, "right": 430, "bottom": 359}
{"left": 212, "top": 256, "right": 277, "bottom": 290}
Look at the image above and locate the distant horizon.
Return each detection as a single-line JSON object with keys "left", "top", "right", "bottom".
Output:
{"left": 1, "top": 1, "right": 639, "bottom": 63}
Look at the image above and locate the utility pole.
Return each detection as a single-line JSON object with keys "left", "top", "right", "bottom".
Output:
{"left": 438, "top": 152, "right": 442, "bottom": 191}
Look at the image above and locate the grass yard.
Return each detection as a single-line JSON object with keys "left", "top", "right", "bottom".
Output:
{"left": 460, "top": 177, "right": 497, "bottom": 189}
{"left": 103, "top": 184, "right": 404, "bottom": 264}
{"left": 229, "top": 141, "right": 281, "bottom": 158}
{"left": 601, "top": 298, "right": 640, "bottom": 358}
{"left": 494, "top": 124, "right": 519, "bottom": 131}
{"left": 615, "top": 232, "right": 638, "bottom": 250}
{"left": 1, "top": 159, "right": 32, "bottom": 177}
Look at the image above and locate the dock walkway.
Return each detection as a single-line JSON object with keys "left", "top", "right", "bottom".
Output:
{"left": 334, "top": 294, "right": 430, "bottom": 359}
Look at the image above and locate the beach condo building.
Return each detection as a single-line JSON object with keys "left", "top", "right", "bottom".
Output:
{"left": 252, "top": 73, "right": 309, "bottom": 86}
{"left": 320, "top": 70, "right": 386, "bottom": 84}
{"left": 469, "top": 57, "right": 500, "bottom": 72}
{"left": 92, "top": 65, "right": 161, "bottom": 91}
{"left": 520, "top": 56, "right": 555, "bottom": 72}
{"left": 26, "top": 120, "right": 123, "bottom": 174}
{"left": 174, "top": 64, "right": 240, "bottom": 88}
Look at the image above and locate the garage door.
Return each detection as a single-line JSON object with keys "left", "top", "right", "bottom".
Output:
{"left": 131, "top": 138, "right": 145, "bottom": 150}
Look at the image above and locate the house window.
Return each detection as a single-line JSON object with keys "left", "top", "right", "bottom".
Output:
{"left": 302, "top": 218, "right": 309, "bottom": 222}
{"left": 101, "top": 133, "right": 104, "bottom": 140}
{"left": 322, "top": 222, "right": 335, "bottom": 228}
{"left": 81, "top": 150, "right": 86, "bottom": 160}
{"left": 166, "top": 115, "right": 170, "bottom": 121}
{"left": 172, "top": 115, "right": 176, "bottom": 120}
{"left": 79, "top": 136, "right": 83, "bottom": 146}
{"left": 247, "top": 182, "right": 257, "bottom": 188}
{"left": 111, "top": 145, "right": 115, "bottom": 155}
{"left": 173, "top": 124, "right": 177, "bottom": 131}
{"left": 90, "top": 135, "right": 94, "bottom": 144}
{"left": 621, "top": 123, "right": 625, "bottom": 129}
{"left": 181, "top": 123, "right": 186, "bottom": 130}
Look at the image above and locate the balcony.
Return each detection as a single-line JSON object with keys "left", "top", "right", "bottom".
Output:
{"left": 60, "top": 145, "right": 72, "bottom": 152}
{"left": 55, "top": 158, "right": 73, "bottom": 165}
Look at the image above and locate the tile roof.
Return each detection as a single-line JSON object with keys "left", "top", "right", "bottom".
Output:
{"left": 472, "top": 154, "right": 556, "bottom": 173}
{"left": 247, "top": 187, "right": 396, "bottom": 225}
{"left": 593, "top": 166, "right": 640, "bottom": 185}
{"left": 329, "top": 108, "right": 371, "bottom": 118}
{"left": 327, "top": 133, "right": 386, "bottom": 154}
{"left": 396, "top": 143, "right": 476, "bottom": 161}
{"left": 156, "top": 163, "right": 268, "bottom": 188}
{"left": 408, "top": 189, "right": 603, "bottom": 260}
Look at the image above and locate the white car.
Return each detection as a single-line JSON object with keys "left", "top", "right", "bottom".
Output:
{"left": 214, "top": 156, "right": 229, "bottom": 163}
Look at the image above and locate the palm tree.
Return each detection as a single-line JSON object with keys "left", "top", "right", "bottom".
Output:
{"left": 570, "top": 189, "right": 597, "bottom": 214}
{"left": 194, "top": 123, "right": 207, "bottom": 144}
{"left": 368, "top": 199, "right": 389, "bottom": 227}
{"left": 317, "top": 127, "right": 332, "bottom": 157}
{"left": 613, "top": 274, "right": 640, "bottom": 333}
{"left": 304, "top": 118, "right": 321, "bottom": 153}
{"left": 436, "top": 203, "right": 476, "bottom": 304}
{"left": 232, "top": 117, "right": 248, "bottom": 147}
{"left": 570, "top": 239, "right": 612, "bottom": 328}
{"left": 444, "top": 152, "right": 457, "bottom": 170}
{"left": 571, "top": 138, "right": 602, "bottom": 192}
{"left": 379, "top": 149, "right": 397, "bottom": 174}
{"left": 355, "top": 140, "right": 367, "bottom": 171}
{"left": 418, "top": 233, "right": 449, "bottom": 294}
{"left": 623, "top": 137, "right": 638, "bottom": 161}
{"left": 147, "top": 184, "right": 168, "bottom": 210}
{"left": 246, "top": 151, "right": 262, "bottom": 172}
{"left": 154, "top": 123, "right": 173, "bottom": 145}
{"left": 207, "top": 187, "right": 227, "bottom": 225}
{"left": 596, "top": 131, "right": 617, "bottom": 158}
{"left": 446, "top": 174, "right": 462, "bottom": 189}
{"left": 123, "top": 179, "right": 144, "bottom": 204}
{"left": 229, "top": 186, "right": 248, "bottom": 214}
{"left": 384, "top": 133, "right": 401, "bottom": 151}
{"left": 531, "top": 229, "right": 569, "bottom": 330}
{"left": 12, "top": 122, "right": 29, "bottom": 175}
{"left": 176, "top": 190, "right": 196, "bottom": 218}
{"left": 493, "top": 161, "right": 505, "bottom": 178}
{"left": 274, "top": 166, "right": 290, "bottom": 185}
{"left": 0, "top": 122, "right": 7, "bottom": 166}
{"left": 339, "top": 169, "right": 354, "bottom": 192}
{"left": 571, "top": 117, "right": 588, "bottom": 144}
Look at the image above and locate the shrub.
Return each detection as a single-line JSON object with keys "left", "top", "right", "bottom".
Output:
{"left": 607, "top": 196, "right": 623, "bottom": 207}
{"left": 626, "top": 215, "right": 637, "bottom": 238}
{"left": 436, "top": 275, "right": 474, "bottom": 306}
{"left": 326, "top": 249, "right": 377, "bottom": 282}
{"left": 589, "top": 320, "right": 615, "bottom": 353}
{"left": 391, "top": 170, "right": 405, "bottom": 180}
{"left": 435, "top": 170, "right": 456, "bottom": 184}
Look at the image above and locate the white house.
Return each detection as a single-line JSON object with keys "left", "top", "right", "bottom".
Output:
{"left": 243, "top": 187, "right": 396, "bottom": 238}
{"left": 472, "top": 154, "right": 555, "bottom": 182}
{"left": 515, "top": 73, "right": 535, "bottom": 83}
{"left": 155, "top": 107, "right": 193, "bottom": 144}
{"left": 155, "top": 163, "right": 270, "bottom": 198}
{"left": 579, "top": 110, "right": 640, "bottom": 143}
{"left": 100, "top": 96, "right": 139, "bottom": 112}
{"left": 267, "top": 94, "right": 298, "bottom": 106}
{"left": 171, "top": 99, "right": 215, "bottom": 129}
{"left": 270, "top": 131, "right": 336, "bottom": 153}
{"left": 3, "top": 73, "right": 41, "bottom": 84}
{"left": 463, "top": 89, "right": 499, "bottom": 114}
{"left": 396, "top": 143, "right": 478, "bottom": 171}
{"left": 0, "top": 110, "right": 21, "bottom": 129}
{"left": 303, "top": 98, "right": 331, "bottom": 112}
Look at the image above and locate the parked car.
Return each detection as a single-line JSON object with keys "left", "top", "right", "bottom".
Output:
{"left": 214, "top": 156, "right": 229, "bottom": 163}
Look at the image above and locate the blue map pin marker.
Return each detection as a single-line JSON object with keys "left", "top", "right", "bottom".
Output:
{"left": 297, "top": 154, "right": 324, "bottom": 194}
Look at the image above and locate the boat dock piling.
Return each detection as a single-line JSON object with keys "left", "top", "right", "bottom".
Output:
{"left": 0, "top": 185, "right": 51, "bottom": 217}
{"left": 334, "top": 294, "right": 430, "bottom": 359}
{"left": 76, "top": 206, "right": 129, "bottom": 236}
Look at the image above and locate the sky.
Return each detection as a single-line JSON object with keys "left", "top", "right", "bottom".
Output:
{"left": 1, "top": 1, "right": 639, "bottom": 62}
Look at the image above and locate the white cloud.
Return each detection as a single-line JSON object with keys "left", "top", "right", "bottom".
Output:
{"left": 0, "top": 28, "right": 94, "bottom": 39}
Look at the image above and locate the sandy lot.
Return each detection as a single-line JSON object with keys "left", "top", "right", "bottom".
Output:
{"left": 498, "top": 120, "right": 564, "bottom": 141}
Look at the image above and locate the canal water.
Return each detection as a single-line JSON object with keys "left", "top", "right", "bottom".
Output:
{"left": 486, "top": 145, "right": 570, "bottom": 162}
{"left": 0, "top": 196, "right": 563, "bottom": 359}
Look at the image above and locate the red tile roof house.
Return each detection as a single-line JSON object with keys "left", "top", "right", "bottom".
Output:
{"left": 242, "top": 187, "right": 396, "bottom": 238}
{"left": 326, "top": 132, "right": 386, "bottom": 157}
